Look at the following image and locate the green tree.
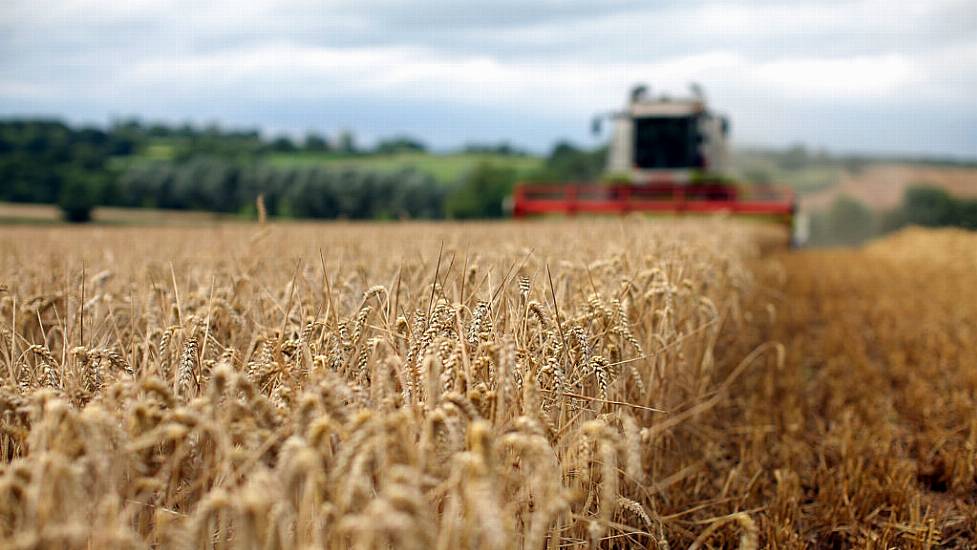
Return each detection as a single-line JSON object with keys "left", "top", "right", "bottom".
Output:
{"left": 58, "top": 172, "right": 98, "bottom": 222}
{"left": 445, "top": 162, "right": 518, "bottom": 219}
{"left": 527, "top": 141, "right": 606, "bottom": 182}
{"left": 462, "top": 142, "right": 527, "bottom": 156}
{"left": 809, "top": 195, "right": 877, "bottom": 246}
{"left": 779, "top": 143, "right": 810, "bottom": 170}
{"left": 304, "top": 133, "right": 330, "bottom": 152}
{"left": 336, "top": 130, "right": 358, "bottom": 155}
{"left": 884, "top": 185, "right": 977, "bottom": 231}
{"left": 269, "top": 136, "right": 297, "bottom": 153}
{"left": 375, "top": 136, "right": 427, "bottom": 154}
{"left": 900, "top": 185, "right": 957, "bottom": 226}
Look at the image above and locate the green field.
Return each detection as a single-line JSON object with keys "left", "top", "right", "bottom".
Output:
{"left": 123, "top": 137, "right": 852, "bottom": 193}
{"left": 264, "top": 151, "right": 543, "bottom": 183}
{"left": 268, "top": 149, "right": 848, "bottom": 193}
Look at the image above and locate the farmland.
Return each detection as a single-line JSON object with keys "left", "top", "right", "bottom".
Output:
{"left": 0, "top": 202, "right": 235, "bottom": 226}
{"left": 264, "top": 152, "right": 543, "bottom": 184}
{"left": 800, "top": 163, "right": 977, "bottom": 212}
{"left": 0, "top": 220, "right": 974, "bottom": 548}
{"left": 748, "top": 227, "right": 977, "bottom": 546}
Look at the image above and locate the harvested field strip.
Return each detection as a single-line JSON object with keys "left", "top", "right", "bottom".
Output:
{"left": 737, "top": 227, "right": 977, "bottom": 547}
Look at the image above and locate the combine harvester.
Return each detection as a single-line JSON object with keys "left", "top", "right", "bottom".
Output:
{"left": 513, "top": 85, "right": 798, "bottom": 238}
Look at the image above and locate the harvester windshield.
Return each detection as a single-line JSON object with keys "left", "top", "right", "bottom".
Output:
{"left": 633, "top": 116, "right": 701, "bottom": 170}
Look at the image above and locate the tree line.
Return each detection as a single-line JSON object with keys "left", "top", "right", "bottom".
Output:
{"left": 115, "top": 159, "right": 445, "bottom": 220}
{"left": 809, "top": 185, "right": 977, "bottom": 246}
{"left": 0, "top": 119, "right": 605, "bottom": 222}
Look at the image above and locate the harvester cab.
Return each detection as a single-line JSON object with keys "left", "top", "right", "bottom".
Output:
{"left": 513, "top": 84, "right": 797, "bottom": 240}
{"left": 599, "top": 84, "right": 730, "bottom": 184}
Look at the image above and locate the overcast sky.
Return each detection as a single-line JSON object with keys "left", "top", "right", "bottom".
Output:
{"left": 2, "top": 0, "right": 975, "bottom": 157}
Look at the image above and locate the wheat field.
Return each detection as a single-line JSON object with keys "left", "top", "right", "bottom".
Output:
{"left": 0, "top": 220, "right": 974, "bottom": 548}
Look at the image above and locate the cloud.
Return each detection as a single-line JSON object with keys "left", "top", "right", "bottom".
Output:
{"left": 751, "top": 55, "right": 916, "bottom": 99}
{"left": 113, "top": 45, "right": 940, "bottom": 112}
{"left": 1, "top": 0, "right": 975, "bottom": 156}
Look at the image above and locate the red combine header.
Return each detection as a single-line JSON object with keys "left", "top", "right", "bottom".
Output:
{"left": 513, "top": 181, "right": 795, "bottom": 221}
{"left": 512, "top": 85, "right": 797, "bottom": 233}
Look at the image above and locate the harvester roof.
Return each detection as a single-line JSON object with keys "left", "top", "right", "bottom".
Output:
{"left": 628, "top": 97, "right": 707, "bottom": 118}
